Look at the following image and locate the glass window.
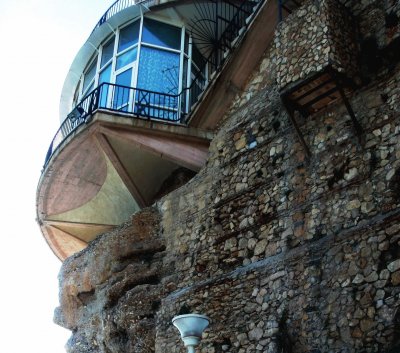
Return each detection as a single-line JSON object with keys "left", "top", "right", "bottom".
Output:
{"left": 116, "top": 47, "right": 138, "bottom": 71}
{"left": 83, "top": 58, "right": 97, "bottom": 93}
{"left": 101, "top": 37, "right": 115, "bottom": 67}
{"left": 99, "top": 64, "right": 112, "bottom": 84}
{"left": 138, "top": 46, "right": 180, "bottom": 95}
{"left": 116, "top": 68, "right": 132, "bottom": 87}
{"left": 113, "top": 68, "right": 132, "bottom": 110}
{"left": 137, "top": 46, "right": 180, "bottom": 120}
{"left": 118, "top": 21, "right": 140, "bottom": 52}
{"left": 142, "top": 18, "right": 181, "bottom": 50}
{"left": 99, "top": 85, "right": 109, "bottom": 108}
{"left": 98, "top": 64, "right": 112, "bottom": 107}
{"left": 85, "top": 82, "right": 94, "bottom": 97}
{"left": 73, "top": 83, "right": 80, "bottom": 106}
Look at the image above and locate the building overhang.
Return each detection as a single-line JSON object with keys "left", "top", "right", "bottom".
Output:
{"left": 37, "top": 111, "right": 212, "bottom": 260}
{"left": 39, "top": 0, "right": 287, "bottom": 260}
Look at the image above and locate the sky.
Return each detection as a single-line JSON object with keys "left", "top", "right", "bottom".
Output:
{"left": 0, "top": 1, "right": 114, "bottom": 352}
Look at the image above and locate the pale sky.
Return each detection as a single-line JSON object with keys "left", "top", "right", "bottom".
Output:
{"left": 0, "top": 1, "right": 114, "bottom": 352}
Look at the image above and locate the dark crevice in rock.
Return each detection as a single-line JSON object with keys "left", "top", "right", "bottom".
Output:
{"left": 106, "top": 274, "right": 161, "bottom": 308}
{"left": 213, "top": 337, "right": 232, "bottom": 352}
{"left": 327, "top": 158, "right": 350, "bottom": 189}
{"left": 389, "top": 308, "right": 400, "bottom": 352}
{"left": 360, "top": 36, "right": 400, "bottom": 83}
{"left": 178, "top": 304, "right": 191, "bottom": 315}
{"left": 378, "top": 242, "right": 400, "bottom": 272}
{"left": 151, "top": 300, "right": 161, "bottom": 312}
{"left": 117, "top": 244, "right": 166, "bottom": 263}
{"left": 369, "top": 148, "right": 378, "bottom": 175}
{"left": 110, "top": 244, "right": 166, "bottom": 274}
{"left": 154, "top": 167, "right": 197, "bottom": 200}
{"left": 273, "top": 120, "right": 281, "bottom": 132}
{"left": 108, "top": 329, "right": 129, "bottom": 352}
{"left": 77, "top": 289, "right": 95, "bottom": 306}
{"left": 381, "top": 93, "right": 389, "bottom": 102}
{"left": 389, "top": 168, "right": 400, "bottom": 202}
{"left": 386, "top": 12, "right": 399, "bottom": 29}
{"left": 276, "top": 309, "right": 293, "bottom": 353}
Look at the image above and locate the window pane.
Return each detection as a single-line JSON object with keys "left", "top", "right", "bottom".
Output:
{"left": 113, "top": 68, "right": 132, "bottom": 110}
{"left": 116, "top": 47, "right": 137, "bottom": 70}
{"left": 99, "top": 64, "right": 112, "bottom": 84}
{"left": 101, "top": 37, "right": 115, "bottom": 67}
{"left": 73, "top": 83, "right": 80, "bottom": 106}
{"left": 142, "top": 18, "right": 181, "bottom": 50}
{"left": 118, "top": 21, "right": 140, "bottom": 52}
{"left": 116, "top": 68, "right": 132, "bottom": 87}
{"left": 137, "top": 46, "right": 180, "bottom": 120}
{"left": 138, "top": 46, "right": 180, "bottom": 94}
{"left": 83, "top": 58, "right": 97, "bottom": 93}
{"left": 99, "top": 64, "right": 112, "bottom": 107}
{"left": 84, "top": 82, "right": 94, "bottom": 97}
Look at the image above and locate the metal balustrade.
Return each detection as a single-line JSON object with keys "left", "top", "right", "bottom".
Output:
{"left": 92, "top": 0, "right": 155, "bottom": 33}
{"left": 43, "top": 83, "right": 183, "bottom": 167}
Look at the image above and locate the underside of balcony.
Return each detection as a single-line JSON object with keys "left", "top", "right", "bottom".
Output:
{"left": 37, "top": 112, "right": 212, "bottom": 260}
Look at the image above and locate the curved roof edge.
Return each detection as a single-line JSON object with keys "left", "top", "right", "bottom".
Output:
{"left": 59, "top": 3, "right": 148, "bottom": 121}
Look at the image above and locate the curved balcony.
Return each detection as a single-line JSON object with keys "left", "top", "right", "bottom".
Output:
{"left": 37, "top": 0, "right": 284, "bottom": 260}
{"left": 45, "top": 0, "right": 269, "bottom": 169}
{"left": 44, "top": 83, "right": 187, "bottom": 169}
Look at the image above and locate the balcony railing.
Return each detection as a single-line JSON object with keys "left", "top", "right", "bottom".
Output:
{"left": 43, "top": 0, "right": 267, "bottom": 169}
{"left": 43, "top": 83, "right": 186, "bottom": 166}
{"left": 92, "top": 0, "right": 155, "bottom": 34}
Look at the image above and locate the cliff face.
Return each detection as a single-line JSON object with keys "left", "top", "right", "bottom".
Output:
{"left": 55, "top": 209, "right": 167, "bottom": 353}
{"left": 55, "top": 1, "right": 400, "bottom": 352}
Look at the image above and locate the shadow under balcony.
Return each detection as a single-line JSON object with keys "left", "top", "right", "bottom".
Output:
{"left": 37, "top": 92, "right": 212, "bottom": 260}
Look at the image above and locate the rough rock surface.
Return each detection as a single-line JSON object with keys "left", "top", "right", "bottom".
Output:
{"left": 55, "top": 1, "right": 400, "bottom": 352}
{"left": 56, "top": 208, "right": 168, "bottom": 353}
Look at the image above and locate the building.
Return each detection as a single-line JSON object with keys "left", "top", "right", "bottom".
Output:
{"left": 37, "top": 0, "right": 270, "bottom": 260}
{"left": 36, "top": 0, "right": 400, "bottom": 352}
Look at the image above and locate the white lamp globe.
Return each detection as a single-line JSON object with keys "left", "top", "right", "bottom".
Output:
{"left": 172, "top": 314, "right": 210, "bottom": 353}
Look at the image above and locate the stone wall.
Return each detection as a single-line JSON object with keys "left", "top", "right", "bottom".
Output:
{"left": 276, "top": 0, "right": 358, "bottom": 91}
{"left": 55, "top": 1, "right": 400, "bottom": 353}
{"left": 355, "top": 0, "right": 400, "bottom": 82}
{"left": 154, "top": 64, "right": 400, "bottom": 353}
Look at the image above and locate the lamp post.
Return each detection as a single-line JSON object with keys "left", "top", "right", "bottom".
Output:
{"left": 172, "top": 314, "right": 210, "bottom": 353}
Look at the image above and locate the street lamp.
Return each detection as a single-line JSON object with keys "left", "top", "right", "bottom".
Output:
{"left": 172, "top": 314, "right": 210, "bottom": 353}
